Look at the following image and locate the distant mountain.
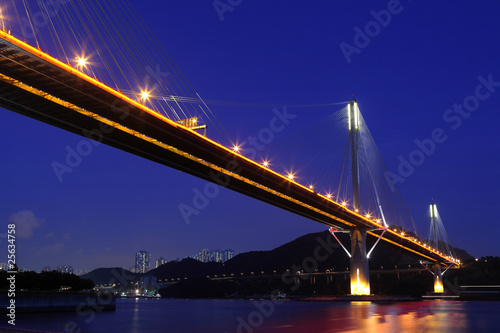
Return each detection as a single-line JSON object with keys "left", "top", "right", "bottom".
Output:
{"left": 149, "top": 258, "right": 223, "bottom": 279}
{"left": 81, "top": 267, "right": 140, "bottom": 288}
{"left": 84, "top": 231, "right": 474, "bottom": 285}
{"left": 151, "top": 230, "right": 474, "bottom": 279}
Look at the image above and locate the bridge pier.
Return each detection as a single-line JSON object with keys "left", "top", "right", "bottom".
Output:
{"left": 350, "top": 228, "right": 370, "bottom": 295}
{"left": 433, "top": 263, "right": 444, "bottom": 293}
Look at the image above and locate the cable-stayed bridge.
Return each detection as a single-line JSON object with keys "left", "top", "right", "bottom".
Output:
{"left": 0, "top": 1, "right": 459, "bottom": 295}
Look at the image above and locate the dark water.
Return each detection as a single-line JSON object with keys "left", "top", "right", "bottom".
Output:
{"left": 3, "top": 298, "right": 500, "bottom": 332}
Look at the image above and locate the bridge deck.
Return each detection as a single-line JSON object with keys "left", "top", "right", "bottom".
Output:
{"left": 0, "top": 31, "right": 455, "bottom": 264}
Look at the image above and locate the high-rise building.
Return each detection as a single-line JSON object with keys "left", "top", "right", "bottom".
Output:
{"left": 57, "top": 265, "right": 74, "bottom": 274}
{"left": 189, "top": 249, "right": 234, "bottom": 263}
{"left": 155, "top": 257, "right": 167, "bottom": 268}
{"left": 73, "top": 269, "right": 89, "bottom": 276}
{"left": 220, "top": 249, "right": 234, "bottom": 262}
{"left": 135, "top": 251, "right": 151, "bottom": 273}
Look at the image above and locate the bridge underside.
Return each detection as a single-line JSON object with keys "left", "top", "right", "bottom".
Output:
{"left": 0, "top": 32, "right": 450, "bottom": 264}
{"left": 0, "top": 73, "right": 359, "bottom": 229}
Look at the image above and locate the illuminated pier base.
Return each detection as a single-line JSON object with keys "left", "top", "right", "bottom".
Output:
{"left": 350, "top": 228, "right": 370, "bottom": 295}
{"left": 434, "top": 263, "right": 444, "bottom": 293}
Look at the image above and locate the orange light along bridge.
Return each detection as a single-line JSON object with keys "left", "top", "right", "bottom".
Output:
{"left": 0, "top": 30, "right": 458, "bottom": 295}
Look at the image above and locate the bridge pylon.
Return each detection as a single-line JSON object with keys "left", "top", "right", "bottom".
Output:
{"left": 348, "top": 100, "right": 371, "bottom": 295}
{"left": 420, "top": 202, "right": 458, "bottom": 293}
{"left": 430, "top": 203, "right": 444, "bottom": 293}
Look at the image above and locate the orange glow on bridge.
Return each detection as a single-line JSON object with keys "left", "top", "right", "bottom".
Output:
{"left": 0, "top": 29, "right": 459, "bottom": 267}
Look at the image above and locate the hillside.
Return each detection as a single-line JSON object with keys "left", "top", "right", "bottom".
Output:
{"left": 81, "top": 267, "right": 141, "bottom": 288}
{"left": 152, "top": 230, "right": 474, "bottom": 279}
{"left": 83, "top": 231, "right": 474, "bottom": 287}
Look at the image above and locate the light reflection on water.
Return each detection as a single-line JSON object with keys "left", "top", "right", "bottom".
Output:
{"left": 2, "top": 298, "right": 499, "bottom": 333}
{"left": 275, "top": 300, "right": 472, "bottom": 333}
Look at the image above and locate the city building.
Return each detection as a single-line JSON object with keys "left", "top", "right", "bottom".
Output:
{"left": 135, "top": 251, "right": 151, "bottom": 273}
{"left": 155, "top": 257, "right": 167, "bottom": 268}
{"left": 189, "top": 249, "right": 234, "bottom": 263}
{"left": 73, "top": 269, "right": 90, "bottom": 276}
{"left": 57, "top": 265, "right": 74, "bottom": 274}
{"left": 219, "top": 249, "right": 234, "bottom": 262}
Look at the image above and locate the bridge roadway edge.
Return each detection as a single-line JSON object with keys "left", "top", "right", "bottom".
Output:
{"left": 0, "top": 33, "right": 449, "bottom": 264}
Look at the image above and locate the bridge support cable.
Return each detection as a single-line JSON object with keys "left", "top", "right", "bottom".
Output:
{"left": 368, "top": 167, "right": 389, "bottom": 228}
{"left": 428, "top": 203, "right": 456, "bottom": 260}
{"left": 328, "top": 228, "right": 351, "bottom": 258}
{"left": 441, "top": 263, "right": 453, "bottom": 276}
{"left": 419, "top": 261, "right": 435, "bottom": 275}
{"left": 353, "top": 103, "right": 420, "bottom": 237}
{"left": 366, "top": 228, "right": 387, "bottom": 259}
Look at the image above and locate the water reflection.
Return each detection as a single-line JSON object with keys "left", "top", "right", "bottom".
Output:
{"left": 264, "top": 300, "right": 473, "bottom": 333}
{"left": 3, "top": 299, "right": 499, "bottom": 333}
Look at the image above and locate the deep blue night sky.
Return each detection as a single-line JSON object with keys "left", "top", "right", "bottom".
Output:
{"left": 1, "top": 0, "right": 500, "bottom": 271}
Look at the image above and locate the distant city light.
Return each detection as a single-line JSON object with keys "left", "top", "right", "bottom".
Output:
{"left": 188, "top": 249, "right": 234, "bottom": 263}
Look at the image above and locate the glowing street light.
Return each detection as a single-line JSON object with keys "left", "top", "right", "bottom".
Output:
{"left": 141, "top": 90, "right": 150, "bottom": 100}
{"left": 233, "top": 145, "right": 240, "bottom": 152}
{"left": 262, "top": 160, "right": 269, "bottom": 167}
{"left": 287, "top": 172, "right": 295, "bottom": 181}
{"left": 341, "top": 201, "right": 347, "bottom": 207}
{"left": 76, "top": 57, "right": 88, "bottom": 68}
